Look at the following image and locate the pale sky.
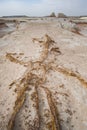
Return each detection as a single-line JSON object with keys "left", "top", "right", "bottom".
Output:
{"left": 0, "top": 0, "right": 87, "bottom": 16}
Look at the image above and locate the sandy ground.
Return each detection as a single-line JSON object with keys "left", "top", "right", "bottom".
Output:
{"left": 0, "top": 17, "right": 87, "bottom": 130}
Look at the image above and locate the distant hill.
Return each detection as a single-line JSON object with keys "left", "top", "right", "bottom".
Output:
{"left": 2, "top": 15, "right": 28, "bottom": 18}
{"left": 57, "top": 13, "right": 67, "bottom": 18}
{"left": 49, "top": 12, "right": 56, "bottom": 17}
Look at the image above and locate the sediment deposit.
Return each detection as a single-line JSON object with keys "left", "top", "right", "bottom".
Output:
{"left": 0, "top": 17, "right": 87, "bottom": 130}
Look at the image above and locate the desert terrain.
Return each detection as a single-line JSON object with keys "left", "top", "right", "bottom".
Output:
{"left": 0, "top": 16, "right": 87, "bottom": 130}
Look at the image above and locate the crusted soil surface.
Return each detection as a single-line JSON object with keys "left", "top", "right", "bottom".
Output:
{"left": 0, "top": 18, "right": 87, "bottom": 130}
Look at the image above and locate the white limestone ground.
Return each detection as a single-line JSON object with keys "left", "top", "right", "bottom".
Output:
{"left": 0, "top": 17, "right": 87, "bottom": 130}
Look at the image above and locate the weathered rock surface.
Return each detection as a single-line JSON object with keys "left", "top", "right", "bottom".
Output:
{"left": 0, "top": 18, "right": 87, "bottom": 130}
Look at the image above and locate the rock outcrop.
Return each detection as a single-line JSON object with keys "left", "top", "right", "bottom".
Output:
{"left": 0, "top": 22, "right": 8, "bottom": 28}
{"left": 49, "top": 12, "right": 56, "bottom": 17}
{"left": 57, "top": 13, "right": 67, "bottom": 18}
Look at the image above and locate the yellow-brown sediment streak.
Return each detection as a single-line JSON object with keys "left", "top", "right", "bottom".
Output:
{"left": 42, "top": 86, "right": 61, "bottom": 130}
{"left": 7, "top": 83, "right": 29, "bottom": 130}
{"left": 53, "top": 66, "right": 87, "bottom": 88}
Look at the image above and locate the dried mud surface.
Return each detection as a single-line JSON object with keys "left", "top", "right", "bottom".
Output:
{"left": 0, "top": 18, "right": 87, "bottom": 130}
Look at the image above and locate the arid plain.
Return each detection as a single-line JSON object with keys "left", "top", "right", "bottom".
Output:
{"left": 0, "top": 16, "right": 87, "bottom": 130}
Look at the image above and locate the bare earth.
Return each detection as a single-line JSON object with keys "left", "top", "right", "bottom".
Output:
{"left": 0, "top": 17, "right": 87, "bottom": 130}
